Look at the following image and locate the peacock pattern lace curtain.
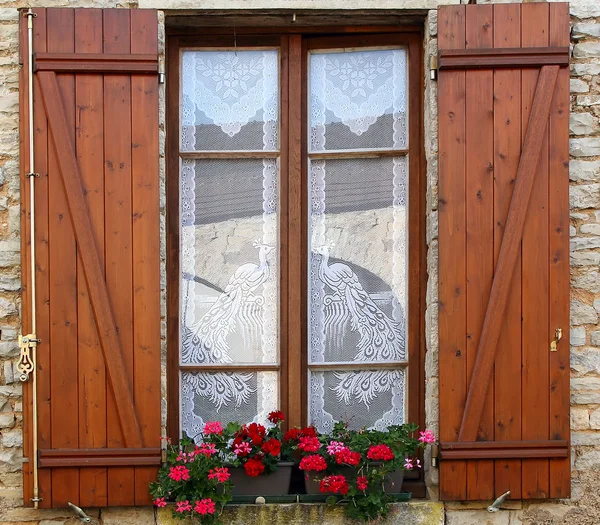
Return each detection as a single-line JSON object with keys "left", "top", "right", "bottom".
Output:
{"left": 180, "top": 50, "right": 279, "bottom": 438}
{"left": 308, "top": 48, "right": 409, "bottom": 432}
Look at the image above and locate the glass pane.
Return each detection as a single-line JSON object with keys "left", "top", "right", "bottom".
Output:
{"left": 182, "top": 371, "right": 279, "bottom": 438}
{"left": 309, "top": 48, "right": 407, "bottom": 152}
{"left": 182, "top": 50, "right": 279, "bottom": 151}
{"left": 180, "top": 158, "right": 279, "bottom": 365}
{"left": 309, "top": 369, "right": 406, "bottom": 433}
{"left": 308, "top": 157, "right": 408, "bottom": 365}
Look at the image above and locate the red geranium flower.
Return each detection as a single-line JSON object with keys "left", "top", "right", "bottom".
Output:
{"left": 194, "top": 498, "right": 216, "bottom": 515}
{"left": 261, "top": 438, "right": 281, "bottom": 456}
{"left": 300, "top": 426, "right": 317, "bottom": 438}
{"left": 335, "top": 448, "right": 361, "bottom": 466}
{"left": 283, "top": 428, "right": 300, "bottom": 442}
{"left": 320, "top": 475, "right": 349, "bottom": 495}
{"left": 357, "top": 476, "right": 368, "bottom": 491}
{"left": 244, "top": 457, "right": 266, "bottom": 477}
{"left": 268, "top": 410, "right": 285, "bottom": 424}
{"left": 168, "top": 465, "right": 190, "bottom": 482}
{"left": 367, "top": 444, "right": 395, "bottom": 461}
{"left": 299, "top": 454, "right": 327, "bottom": 472}
{"left": 298, "top": 436, "right": 321, "bottom": 452}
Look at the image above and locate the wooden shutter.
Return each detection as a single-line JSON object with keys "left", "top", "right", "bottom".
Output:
{"left": 19, "top": 8, "right": 161, "bottom": 508}
{"left": 437, "top": 3, "right": 570, "bottom": 500}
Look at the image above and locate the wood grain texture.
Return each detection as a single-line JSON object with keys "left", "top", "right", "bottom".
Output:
{"left": 34, "top": 52, "right": 158, "bottom": 73}
{"left": 438, "top": 4, "right": 467, "bottom": 501}
{"left": 22, "top": 7, "right": 161, "bottom": 507}
{"left": 438, "top": 47, "right": 569, "bottom": 70}
{"left": 492, "top": 2, "right": 523, "bottom": 501}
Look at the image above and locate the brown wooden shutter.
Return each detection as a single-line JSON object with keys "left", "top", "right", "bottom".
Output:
{"left": 19, "top": 8, "right": 161, "bottom": 508}
{"left": 437, "top": 3, "right": 570, "bottom": 501}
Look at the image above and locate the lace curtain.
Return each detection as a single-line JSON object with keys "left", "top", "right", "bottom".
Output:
{"left": 308, "top": 48, "right": 409, "bottom": 433}
{"left": 180, "top": 50, "right": 279, "bottom": 438}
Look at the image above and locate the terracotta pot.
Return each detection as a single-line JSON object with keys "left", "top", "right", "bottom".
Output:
{"left": 229, "top": 461, "right": 294, "bottom": 496}
{"left": 303, "top": 464, "right": 405, "bottom": 495}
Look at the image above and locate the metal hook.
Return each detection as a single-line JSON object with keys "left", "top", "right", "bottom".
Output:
{"left": 488, "top": 491, "right": 510, "bottom": 513}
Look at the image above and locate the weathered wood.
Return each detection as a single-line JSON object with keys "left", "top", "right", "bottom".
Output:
{"left": 34, "top": 52, "right": 158, "bottom": 73}
{"left": 458, "top": 64, "right": 559, "bottom": 443}
{"left": 39, "top": 448, "right": 162, "bottom": 468}
{"left": 37, "top": 69, "right": 143, "bottom": 449}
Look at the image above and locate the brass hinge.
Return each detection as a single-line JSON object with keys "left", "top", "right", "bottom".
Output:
{"left": 17, "top": 334, "right": 39, "bottom": 382}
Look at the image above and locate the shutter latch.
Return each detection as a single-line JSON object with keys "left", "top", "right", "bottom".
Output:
{"left": 17, "top": 334, "right": 40, "bottom": 382}
{"left": 488, "top": 491, "right": 510, "bottom": 512}
{"left": 550, "top": 327, "right": 563, "bottom": 352}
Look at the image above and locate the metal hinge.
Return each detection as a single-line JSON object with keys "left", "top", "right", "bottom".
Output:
{"left": 431, "top": 443, "right": 439, "bottom": 467}
{"left": 17, "top": 334, "right": 39, "bottom": 382}
{"left": 158, "top": 72, "right": 165, "bottom": 84}
{"left": 429, "top": 55, "right": 438, "bottom": 81}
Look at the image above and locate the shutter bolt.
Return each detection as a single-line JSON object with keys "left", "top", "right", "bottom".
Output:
{"left": 488, "top": 491, "right": 510, "bottom": 512}
{"left": 429, "top": 55, "right": 438, "bottom": 81}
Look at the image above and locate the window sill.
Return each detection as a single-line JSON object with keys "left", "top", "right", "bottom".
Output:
{"left": 156, "top": 501, "right": 444, "bottom": 525}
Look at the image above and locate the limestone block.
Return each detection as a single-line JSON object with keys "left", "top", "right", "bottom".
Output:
{"left": 591, "top": 331, "right": 600, "bottom": 346}
{"left": 570, "top": 79, "right": 590, "bottom": 94}
{"left": 570, "top": 184, "right": 600, "bottom": 210}
{"left": 570, "top": 224, "right": 577, "bottom": 236}
{"left": 570, "top": 160, "right": 600, "bottom": 182}
{"left": 572, "top": 299, "right": 599, "bottom": 325}
{"left": 570, "top": 112, "right": 596, "bottom": 134}
{"left": 0, "top": 342, "right": 18, "bottom": 358}
{"left": 574, "top": 42, "right": 600, "bottom": 59}
{"left": 572, "top": 270, "right": 600, "bottom": 293}
{"left": 576, "top": 95, "right": 600, "bottom": 106}
{"left": 570, "top": 236, "right": 600, "bottom": 251}
{"left": 572, "top": 22, "right": 600, "bottom": 38}
{"left": 1, "top": 429, "right": 22, "bottom": 448}
{"left": 572, "top": 377, "right": 600, "bottom": 404}
{"left": 445, "top": 510, "right": 512, "bottom": 525}
{"left": 572, "top": 63, "right": 600, "bottom": 76}
{"left": 590, "top": 407, "right": 600, "bottom": 429}
{"left": 571, "top": 0, "right": 600, "bottom": 19}
{"left": 572, "top": 431, "right": 600, "bottom": 446}
{"left": 571, "top": 326, "right": 587, "bottom": 346}
{"left": 571, "top": 138, "right": 600, "bottom": 158}
{"left": 571, "top": 407, "right": 590, "bottom": 430}
{"left": 574, "top": 449, "right": 600, "bottom": 471}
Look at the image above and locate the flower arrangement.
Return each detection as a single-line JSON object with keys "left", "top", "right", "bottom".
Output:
{"left": 149, "top": 432, "right": 233, "bottom": 524}
{"left": 293, "top": 421, "right": 437, "bottom": 522}
{"left": 150, "top": 412, "right": 437, "bottom": 524}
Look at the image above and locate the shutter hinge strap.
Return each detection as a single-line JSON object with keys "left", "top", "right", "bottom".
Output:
{"left": 17, "top": 334, "right": 40, "bottom": 382}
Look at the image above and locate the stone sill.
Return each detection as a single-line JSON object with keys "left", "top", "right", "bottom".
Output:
{"left": 157, "top": 501, "right": 444, "bottom": 525}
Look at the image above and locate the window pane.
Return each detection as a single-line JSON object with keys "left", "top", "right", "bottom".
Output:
{"left": 182, "top": 371, "right": 279, "bottom": 437}
{"left": 310, "top": 369, "right": 406, "bottom": 433}
{"left": 181, "top": 50, "right": 279, "bottom": 151}
{"left": 308, "top": 157, "right": 408, "bottom": 365}
{"left": 309, "top": 48, "right": 407, "bottom": 152}
{"left": 180, "top": 158, "right": 279, "bottom": 365}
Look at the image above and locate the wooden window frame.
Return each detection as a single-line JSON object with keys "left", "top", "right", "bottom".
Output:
{"left": 166, "top": 27, "right": 426, "bottom": 495}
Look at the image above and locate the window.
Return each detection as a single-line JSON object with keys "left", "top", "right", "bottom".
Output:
{"left": 167, "top": 30, "right": 425, "bottom": 439}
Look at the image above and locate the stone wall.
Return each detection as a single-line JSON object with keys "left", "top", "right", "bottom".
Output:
{"left": 0, "top": 0, "right": 599, "bottom": 524}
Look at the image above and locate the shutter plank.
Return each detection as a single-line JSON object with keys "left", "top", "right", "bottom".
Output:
{"left": 464, "top": 4, "right": 494, "bottom": 501}
{"left": 438, "top": 4, "right": 467, "bottom": 501}
{"left": 130, "top": 9, "right": 161, "bottom": 506}
{"left": 492, "top": 3, "right": 523, "bottom": 500}
{"left": 102, "top": 8, "right": 136, "bottom": 507}
{"left": 46, "top": 8, "right": 80, "bottom": 508}
{"left": 74, "top": 8, "right": 108, "bottom": 508}
{"left": 548, "top": 2, "right": 571, "bottom": 499}
{"left": 521, "top": 2, "right": 551, "bottom": 499}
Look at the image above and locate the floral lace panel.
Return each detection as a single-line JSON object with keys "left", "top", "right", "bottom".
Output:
{"left": 182, "top": 50, "right": 279, "bottom": 151}
{"left": 308, "top": 157, "right": 408, "bottom": 365}
{"left": 181, "top": 371, "right": 278, "bottom": 439}
{"left": 309, "top": 369, "right": 406, "bottom": 433}
{"left": 309, "top": 48, "right": 407, "bottom": 152}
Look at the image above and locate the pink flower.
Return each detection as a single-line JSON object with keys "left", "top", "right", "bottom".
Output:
{"left": 208, "top": 467, "right": 231, "bottom": 483}
{"left": 175, "top": 500, "right": 192, "bottom": 513}
{"left": 194, "top": 498, "right": 216, "bottom": 515}
{"left": 415, "top": 458, "right": 422, "bottom": 468}
{"left": 298, "top": 436, "right": 321, "bottom": 452}
{"left": 198, "top": 443, "right": 217, "bottom": 456}
{"left": 204, "top": 421, "right": 223, "bottom": 435}
{"left": 153, "top": 497, "right": 167, "bottom": 508}
{"left": 326, "top": 441, "right": 347, "bottom": 455}
{"left": 404, "top": 458, "right": 414, "bottom": 470}
{"left": 234, "top": 441, "right": 252, "bottom": 456}
{"left": 168, "top": 465, "right": 190, "bottom": 482}
{"left": 419, "top": 430, "right": 437, "bottom": 444}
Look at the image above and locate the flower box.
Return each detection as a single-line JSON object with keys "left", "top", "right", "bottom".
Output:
{"left": 229, "top": 462, "right": 294, "bottom": 496}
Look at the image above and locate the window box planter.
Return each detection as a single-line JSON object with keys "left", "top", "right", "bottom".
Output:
{"left": 304, "top": 465, "right": 405, "bottom": 495}
{"left": 229, "top": 462, "right": 294, "bottom": 496}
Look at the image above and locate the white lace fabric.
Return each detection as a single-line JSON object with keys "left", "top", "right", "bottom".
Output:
{"left": 179, "top": 50, "right": 280, "bottom": 435}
